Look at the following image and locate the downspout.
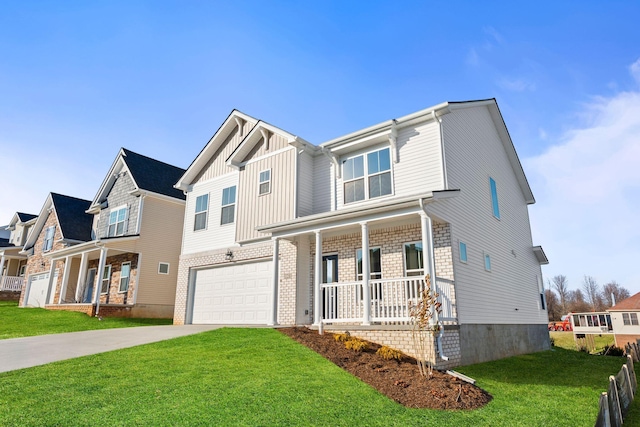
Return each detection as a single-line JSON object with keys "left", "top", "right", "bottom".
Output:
{"left": 432, "top": 110, "right": 448, "bottom": 189}
{"left": 419, "top": 198, "right": 449, "bottom": 361}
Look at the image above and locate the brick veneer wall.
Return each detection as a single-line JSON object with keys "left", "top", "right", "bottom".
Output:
{"left": 19, "top": 211, "right": 66, "bottom": 307}
{"left": 615, "top": 334, "right": 640, "bottom": 348}
{"left": 86, "top": 253, "right": 139, "bottom": 305}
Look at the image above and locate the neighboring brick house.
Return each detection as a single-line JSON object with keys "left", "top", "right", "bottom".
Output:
{"left": 19, "top": 194, "right": 93, "bottom": 307}
{"left": 0, "top": 212, "right": 37, "bottom": 293}
{"left": 21, "top": 148, "right": 186, "bottom": 318}
{"left": 173, "top": 99, "right": 550, "bottom": 368}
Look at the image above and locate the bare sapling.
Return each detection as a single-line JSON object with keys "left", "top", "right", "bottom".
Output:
{"left": 409, "top": 274, "right": 442, "bottom": 378}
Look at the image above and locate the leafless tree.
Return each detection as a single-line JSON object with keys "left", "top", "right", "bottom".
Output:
{"left": 582, "top": 275, "right": 603, "bottom": 311}
{"left": 567, "top": 289, "right": 591, "bottom": 313}
{"left": 550, "top": 275, "right": 569, "bottom": 315}
{"left": 545, "top": 289, "right": 561, "bottom": 321}
{"left": 601, "top": 281, "right": 631, "bottom": 309}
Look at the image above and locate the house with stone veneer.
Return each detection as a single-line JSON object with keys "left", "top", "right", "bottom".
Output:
{"left": 20, "top": 148, "right": 186, "bottom": 318}
{"left": 0, "top": 212, "right": 38, "bottom": 293}
{"left": 173, "top": 99, "right": 550, "bottom": 368}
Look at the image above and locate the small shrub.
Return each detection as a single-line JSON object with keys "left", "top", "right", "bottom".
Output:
{"left": 601, "top": 345, "right": 625, "bottom": 357}
{"left": 376, "top": 346, "right": 404, "bottom": 361}
{"left": 334, "top": 332, "right": 350, "bottom": 342}
{"left": 345, "top": 338, "right": 368, "bottom": 352}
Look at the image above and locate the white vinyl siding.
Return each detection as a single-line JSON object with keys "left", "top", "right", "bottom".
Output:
{"left": 182, "top": 172, "right": 239, "bottom": 255}
{"left": 426, "top": 105, "right": 546, "bottom": 325}
{"left": 297, "top": 151, "right": 314, "bottom": 217}
{"left": 312, "top": 154, "right": 333, "bottom": 214}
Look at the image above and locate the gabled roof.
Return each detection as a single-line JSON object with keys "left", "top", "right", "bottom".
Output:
{"left": 609, "top": 292, "right": 640, "bottom": 311}
{"left": 89, "top": 148, "right": 186, "bottom": 211}
{"left": 6, "top": 212, "right": 38, "bottom": 230}
{"left": 16, "top": 212, "right": 37, "bottom": 223}
{"left": 23, "top": 193, "right": 93, "bottom": 251}
{"left": 0, "top": 238, "right": 12, "bottom": 248}
{"left": 320, "top": 98, "right": 535, "bottom": 205}
{"left": 226, "top": 121, "right": 313, "bottom": 169}
{"left": 175, "top": 110, "right": 258, "bottom": 190}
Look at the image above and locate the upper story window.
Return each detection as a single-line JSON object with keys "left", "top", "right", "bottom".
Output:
{"left": 194, "top": 194, "right": 209, "bottom": 231}
{"left": 484, "top": 253, "right": 492, "bottom": 272}
{"left": 43, "top": 226, "right": 55, "bottom": 252}
{"left": 404, "top": 242, "right": 424, "bottom": 276}
{"left": 489, "top": 177, "right": 500, "bottom": 219}
{"left": 259, "top": 169, "right": 271, "bottom": 195}
{"left": 221, "top": 186, "right": 236, "bottom": 225}
{"left": 108, "top": 206, "right": 128, "bottom": 237}
{"left": 343, "top": 147, "right": 392, "bottom": 204}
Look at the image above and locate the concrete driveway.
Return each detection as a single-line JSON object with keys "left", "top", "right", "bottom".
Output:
{"left": 0, "top": 324, "right": 221, "bottom": 373}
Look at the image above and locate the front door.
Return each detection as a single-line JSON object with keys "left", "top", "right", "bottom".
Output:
{"left": 322, "top": 255, "right": 339, "bottom": 320}
{"left": 83, "top": 268, "right": 96, "bottom": 303}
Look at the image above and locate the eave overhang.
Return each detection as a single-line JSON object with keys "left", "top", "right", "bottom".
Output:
{"left": 533, "top": 246, "right": 549, "bottom": 265}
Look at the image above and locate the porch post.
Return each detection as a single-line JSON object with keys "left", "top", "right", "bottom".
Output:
{"left": 58, "top": 256, "right": 72, "bottom": 304}
{"left": 269, "top": 237, "right": 279, "bottom": 326}
{"left": 75, "top": 251, "right": 89, "bottom": 302}
{"left": 313, "top": 230, "right": 322, "bottom": 325}
{"left": 0, "top": 255, "right": 6, "bottom": 288}
{"left": 45, "top": 260, "right": 57, "bottom": 305}
{"left": 420, "top": 213, "right": 438, "bottom": 324}
{"left": 361, "top": 222, "right": 371, "bottom": 325}
{"left": 94, "top": 247, "right": 108, "bottom": 316}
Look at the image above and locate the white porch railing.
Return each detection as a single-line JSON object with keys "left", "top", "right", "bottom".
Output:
{"left": 321, "top": 276, "right": 456, "bottom": 325}
{"left": 0, "top": 276, "right": 24, "bottom": 292}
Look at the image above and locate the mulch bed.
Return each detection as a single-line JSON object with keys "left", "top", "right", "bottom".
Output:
{"left": 279, "top": 327, "right": 492, "bottom": 410}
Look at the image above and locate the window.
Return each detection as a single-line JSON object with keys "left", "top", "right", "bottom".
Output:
{"left": 158, "top": 262, "right": 170, "bottom": 275}
{"left": 404, "top": 242, "right": 424, "bottom": 276}
{"left": 19, "top": 265, "right": 26, "bottom": 277}
{"left": 356, "top": 248, "right": 382, "bottom": 280}
{"left": 119, "top": 262, "right": 131, "bottom": 293}
{"left": 100, "top": 265, "right": 112, "bottom": 294}
{"left": 221, "top": 186, "right": 236, "bottom": 225}
{"left": 343, "top": 147, "right": 392, "bottom": 204}
{"left": 623, "top": 313, "right": 630, "bottom": 325}
{"left": 459, "top": 242, "right": 468, "bottom": 263}
{"left": 484, "top": 253, "right": 491, "bottom": 271}
{"left": 108, "top": 206, "right": 128, "bottom": 237}
{"left": 43, "top": 226, "right": 55, "bottom": 252}
{"left": 259, "top": 169, "right": 271, "bottom": 195}
{"left": 489, "top": 177, "right": 500, "bottom": 219}
{"left": 194, "top": 194, "right": 209, "bottom": 231}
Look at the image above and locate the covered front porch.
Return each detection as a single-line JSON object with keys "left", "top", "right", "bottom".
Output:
{"left": 0, "top": 250, "right": 27, "bottom": 292}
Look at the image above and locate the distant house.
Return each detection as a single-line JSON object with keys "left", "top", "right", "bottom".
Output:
{"left": 608, "top": 292, "right": 640, "bottom": 348}
{"left": 19, "top": 149, "right": 186, "bottom": 318}
{"left": 0, "top": 212, "right": 37, "bottom": 292}
{"left": 173, "top": 99, "right": 549, "bottom": 368}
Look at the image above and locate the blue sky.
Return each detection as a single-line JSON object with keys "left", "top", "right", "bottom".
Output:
{"left": 1, "top": 1, "right": 639, "bottom": 294}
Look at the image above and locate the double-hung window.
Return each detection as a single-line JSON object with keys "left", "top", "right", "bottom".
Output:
{"left": 119, "top": 262, "right": 131, "bottom": 293}
{"left": 403, "top": 242, "right": 424, "bottom": 277}
{"left": 356, "top": 247, "right": 382, "bottom": 300}
{"left": 259, "top": 169, "right": 271, "bottom": 195}
{"left": 43, "top": 226, "right": 55, "bottom": 252}
{"left": 101, "top": 265, "right": 112, "bottom": 294}
{"left": 221, "top": 186, "right": 236, "bottom": 225}
{"left": 194, "top": 194, "right": 209, "bottom": 231}
{"left": 108, "top": 206, "right": 128, "bottom": 237}
{"left": 343, "top": 147, "right": 392, "bottom": 204}
{"left": 623, "top": 313, "right": 639, "bottom": 326}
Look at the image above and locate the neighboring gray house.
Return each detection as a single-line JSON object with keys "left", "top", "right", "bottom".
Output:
{"left": 0, "top": 212, "right": 38, "bottom": 292}
{"left": 173, "top": 99, "right": 549, "bottom": 368}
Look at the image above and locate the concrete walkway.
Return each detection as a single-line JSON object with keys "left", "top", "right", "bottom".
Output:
{"left": 0, "top": 325, "right": 221, "bottom": 373}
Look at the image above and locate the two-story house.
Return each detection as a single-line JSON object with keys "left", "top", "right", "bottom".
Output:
{"left": 173, "top": 99, "right": 549, "bottom": 367}
{"left": 0, "top": 212, "right": 37, "bottom": 292}
{"left": 20, "top": 148, "right": 186, "bottom": 318}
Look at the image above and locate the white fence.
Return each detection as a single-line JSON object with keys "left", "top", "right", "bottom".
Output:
{"left": 0, "top": 276, "right": 23, "bottom": 292}
{"left": 321, "top": 276, "right": 456, "bottom": 324}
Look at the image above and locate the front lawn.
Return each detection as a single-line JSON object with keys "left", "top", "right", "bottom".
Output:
{"left": 0, "top": 328, "right": 625, "bottom": 426}
{"left": 0, "top": 301, "right": 171, "bottom": 339}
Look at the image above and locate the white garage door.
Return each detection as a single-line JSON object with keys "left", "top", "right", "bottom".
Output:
{"left": 26, "top": 272, "right": 55, "bottom": 307}
{"left": 191, "top": 261, "right": 273, "bottom": 325}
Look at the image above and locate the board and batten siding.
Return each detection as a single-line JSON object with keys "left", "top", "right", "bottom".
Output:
{"left": 194, "top": 120, "right": 256, "bottom": 184}
{"left": 236, "top": 148, "right": 297, "bottom": 242}
{"left": 426, "top": 105, "right": 546, "bottom": 326}
{"left": 240, "top": 132, "right": 290, "bottom": 163}
{"left": 297, "top": 151, "right": 314, "bottom": 217}
{"left": 134, "top": 196, "right": 185, "bottom": 306}
{"left": 182, "top": 172, "right": 239, "bottom": 255}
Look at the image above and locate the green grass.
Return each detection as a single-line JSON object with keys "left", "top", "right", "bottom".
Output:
{"left": 550, "top": 331, "right": 615, "bottom": 353}
{"left": 0, "top": 301, "right": 171, "bottom": 339}
{"left": 0, "top": 328, "right": 627, "bottom": 426}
